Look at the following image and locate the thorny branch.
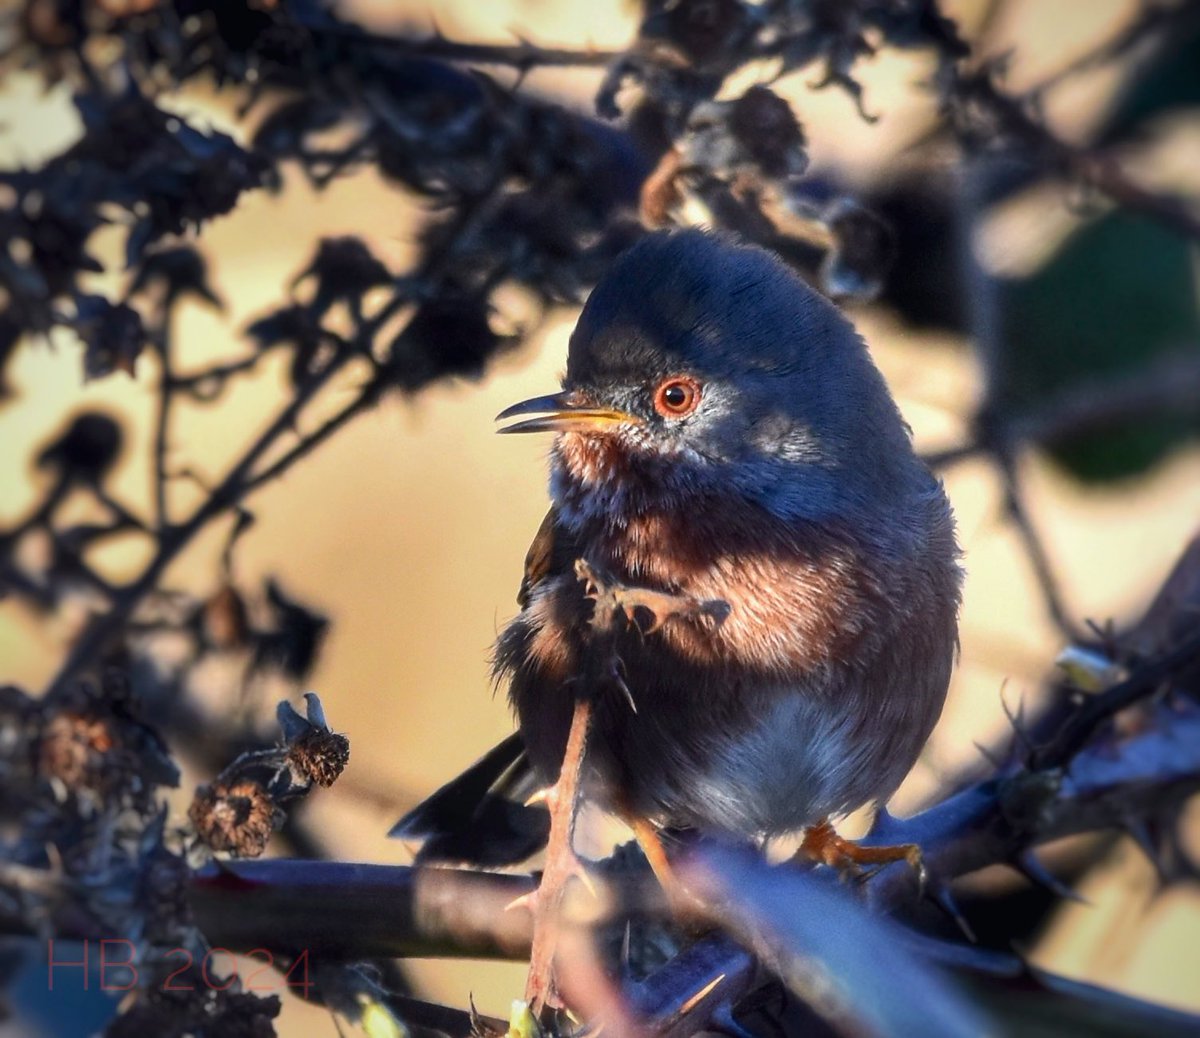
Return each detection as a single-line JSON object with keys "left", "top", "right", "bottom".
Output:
{"left": 179, "top": 700, "right": 1195, "bottom": 947}
{"left": 2, "top": 0, "right": 1200, "bottom": 1034}
{"left": 6, "top": 669, "right": 1194, "bottom": 1032}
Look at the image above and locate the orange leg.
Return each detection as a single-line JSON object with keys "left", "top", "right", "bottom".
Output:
{"left": 797, "top": 818, "right": 926, "bottom": 882}
{"left": 629, "top": 815, "right": 679, "bottom": 893}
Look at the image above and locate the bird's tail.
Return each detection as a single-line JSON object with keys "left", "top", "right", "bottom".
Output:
{"left": 388, "top": 732, "right": 550, "bottom": 867}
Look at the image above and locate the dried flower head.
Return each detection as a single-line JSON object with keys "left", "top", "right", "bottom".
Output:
{"left": 37, "top": 710, "right": 117, "bottom": 792}
{"left": 287, "top": 727, "right": 350, "bottom": 788}
{"left": 189, "top": 779, "right": 280, "bottom": 858}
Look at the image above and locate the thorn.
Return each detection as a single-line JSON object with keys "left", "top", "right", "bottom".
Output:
{"left": 525, "top": 786, "right": 557, "bottom": 808}
{"left": 571, "top": 861, "right": 599, "bottom": 899}
{"left": 999, "top": 683, "right": 1033, "bottom": 754}
{"left": 505, "top": 891, "right": 537, "bottom": 914}
{"left": 678, "top": 974, "right": 726, "bottom": 1016}
{"left": 610, "top": 660, "right": 636, "bottom": 714}
{"left": 467, "top": 994, "right": 487, "bottom": 1038}
{"left": 1011, "top": 850, "right": 1088, "bottom": 904}
{"left": 512, "top": 67, "right": 531, "bottom": 91}
{"left": 972, "top": 739, "right": 1004, "bottom": 769}
{"left": 925, "top": 880, "right": 976, "bottom": 943}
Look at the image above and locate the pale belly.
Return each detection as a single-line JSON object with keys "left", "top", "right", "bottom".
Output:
{"left": 503, "top": 573, "right": 948, "bottom": 836}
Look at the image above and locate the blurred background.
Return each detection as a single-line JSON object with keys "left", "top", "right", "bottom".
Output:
{"left": 1, "top": 0, "right": 1199, "bottom": 1033}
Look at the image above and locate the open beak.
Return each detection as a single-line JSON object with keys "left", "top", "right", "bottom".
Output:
{"left": 495, "top": 391, "right": 639, "bottom": 434}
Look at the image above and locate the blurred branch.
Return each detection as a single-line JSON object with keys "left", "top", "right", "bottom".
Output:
{"left": 185, "top": 860, "right": 535, "bottom": 960}
{"left": 42, "top": 174, "right": 518, "bottom": 698}
{"left": 170, "top": 354, "right": 265, "bottom": 398}
{"left": 1030, "top": 627, "right": 1200, "bottom": 769}
{"left": 42, "top": 346, "right": 360, "bottom": 698}
{"left": 150, "top": 319, "right": 174, "bottom": 529}
{"left": 241, "top": 386, "right": 380, "bottom": 494}
{"left": 924, "top": 352, "right": 1200, "bottom": 470}
{"left": 312, "top": 23, "right": 621, "bottom": 69}
{"left": 949, "top": 154, "right": 1084, "bottom": 643}
{"left": 1028, "top": 0, "right": 1200, "bottom": 95}
{"left": 995, "top": 452, "right": 1080, "bottom": 641}
{"left": 948, "top": 65, "right": 1200, "bottom": 241}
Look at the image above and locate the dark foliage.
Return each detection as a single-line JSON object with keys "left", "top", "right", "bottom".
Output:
{"left": 1, "top": 0, "right": 1199, "bottom": 1035}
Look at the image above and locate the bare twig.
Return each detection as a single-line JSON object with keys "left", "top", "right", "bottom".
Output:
{"left": 43, "top": 348, "right": 359, "bottom": 699}
{"left": 923, "top": 352, "right": 1200, "bottom": 471}
{"left": 42, "top": 173, "right": 513, "bottom": 699}
{"left": 170, "top": 354, "right": 264, "bottom": 397}
{"left": 241, "top": 383, "right": 381, "bottom": 495}
{"left": 1027, "top": 1, "right": 1200, "bottom": 97}
{"left": 297, "top": 19, "right": 621, "bottom": 69}
{"left": 951, "top": 67, "right": 1200, "bottom": 241}
{"left": 996, "top": 452, "right": 1082, "bottom": 642}
{"left": 151, "top": 320, "right": 174, "bottom": 529}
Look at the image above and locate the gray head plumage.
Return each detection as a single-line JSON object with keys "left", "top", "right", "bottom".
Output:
{"left": 561, "top": 230, "right": 930, "bottom": 522}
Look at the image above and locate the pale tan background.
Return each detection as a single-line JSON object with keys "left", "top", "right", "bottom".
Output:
{"left": 1, "top": 0, "right": 1199, "bottom": 1032}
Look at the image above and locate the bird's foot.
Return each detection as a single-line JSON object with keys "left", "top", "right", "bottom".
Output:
{"left": 628, "top": 815, "right": 701, "bottom": 916}
{"left": 574, "top": 558, "right": 730, "bottom": 635}
{"left": 796, "top": 818, "right": 927, "bottom": 887}
{"left": 509, "top": 697, "right": 595, "bottom": 1015}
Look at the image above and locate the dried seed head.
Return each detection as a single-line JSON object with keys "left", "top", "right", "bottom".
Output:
{"left": 37, "top": 711, "right": 117, "bottom": 792}
{"left": 189, "top": 779, "right": 279, "bottom": 857}
{"left": 729, "top": 86, "right": 807, "bottom": 180}
{"left": 287, "top": 727, "right": 350, "bottom": 788}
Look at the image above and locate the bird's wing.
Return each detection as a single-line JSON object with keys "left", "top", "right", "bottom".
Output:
{"left": 388, "top": 509, "right": 571, "bottom": 866}
{"left": 518, "top": 505, "right": 561, "bottom": 607}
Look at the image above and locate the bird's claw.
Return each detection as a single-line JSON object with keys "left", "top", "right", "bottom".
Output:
{"left": 796, "top": 818, "right": 927, "bottom": 891}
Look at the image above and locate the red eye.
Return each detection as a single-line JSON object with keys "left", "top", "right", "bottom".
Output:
{"left": 652, "top": 376, "right": 702, "bottom": 418}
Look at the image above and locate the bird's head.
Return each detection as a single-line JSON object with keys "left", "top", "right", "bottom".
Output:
{"left": 497, "top": 230, "right": 926, "bottom": 523}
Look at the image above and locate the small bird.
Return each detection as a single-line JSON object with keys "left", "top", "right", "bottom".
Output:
{"left": 396, "top": 229, "right": 962, "bottom": 1008}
